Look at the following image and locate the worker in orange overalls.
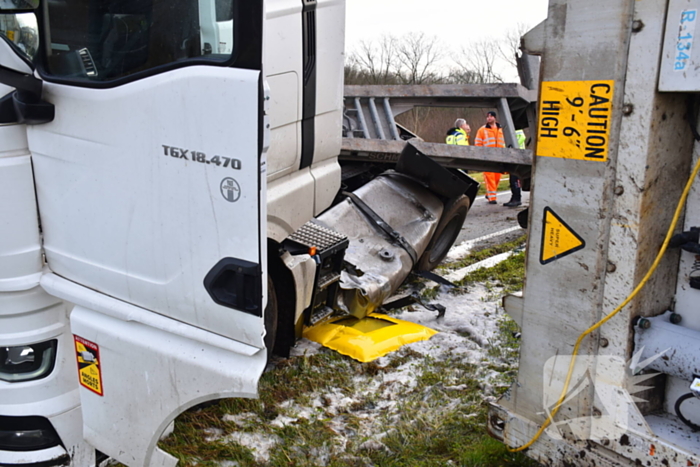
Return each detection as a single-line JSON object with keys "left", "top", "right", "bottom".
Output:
{"left": 474, "top": 111, "right": 505, "bottom": 204}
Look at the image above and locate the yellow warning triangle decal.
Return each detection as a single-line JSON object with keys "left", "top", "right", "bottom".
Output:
{"left": 540, "top": 207, "right": 585, "bottom": 264}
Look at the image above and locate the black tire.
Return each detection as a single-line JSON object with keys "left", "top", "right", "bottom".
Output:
{"left": 264, "top": 276, "right": 278, "bottom": 362}
{"left": 416, "top": 195, "right": 471, "bottom": 272}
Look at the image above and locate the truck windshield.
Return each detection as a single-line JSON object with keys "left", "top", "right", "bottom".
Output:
{"left": 43, "top": 0, "right": 235, "bottom": 82}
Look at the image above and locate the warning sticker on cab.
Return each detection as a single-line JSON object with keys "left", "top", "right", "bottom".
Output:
{"left": 74, "top": 335, "right": 103, "bottom": 396}
{"left": 537, "top": 80, "right": 614, "bottom": 162}
{"left": 540, "top": 207, "right": 585, "bottom": 265}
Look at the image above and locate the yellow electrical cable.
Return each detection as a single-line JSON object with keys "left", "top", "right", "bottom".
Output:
{"left": 509, "top": 154, "right": 700, "bottom": 453}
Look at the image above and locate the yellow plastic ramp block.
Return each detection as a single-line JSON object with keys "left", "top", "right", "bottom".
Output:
{"left": 303, "top": 313, "right": 437, "bottom": 362}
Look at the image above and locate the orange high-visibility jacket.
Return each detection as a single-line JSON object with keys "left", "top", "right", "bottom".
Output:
{"left": 474, "top": 123, "right": 505, "bottom": 148}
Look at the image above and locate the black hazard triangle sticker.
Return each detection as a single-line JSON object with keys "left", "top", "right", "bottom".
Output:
{"left": 540, "top": 207, "right": 585, "bottom": 265}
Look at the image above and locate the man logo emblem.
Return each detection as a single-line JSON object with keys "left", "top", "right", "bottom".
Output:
{"left": 220, "top": 177, "right": 241, "bottom": 202}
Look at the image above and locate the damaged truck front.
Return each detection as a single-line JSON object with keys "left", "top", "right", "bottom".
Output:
{"left": 0, "top": 0, "right": 479, "bottom": 465}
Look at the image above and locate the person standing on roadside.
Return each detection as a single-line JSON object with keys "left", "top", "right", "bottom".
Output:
{"left": 474, "top": 111, "right": 505, "bottom": 204}
{"left": 445, "top": 118, "right": 471, "bottom": 146}
{"left": 504, "top": 129, "right": 526, "bottom": 207}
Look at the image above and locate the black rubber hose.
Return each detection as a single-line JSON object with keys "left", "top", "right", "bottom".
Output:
{"left": 674, "top": 393, "right": 700, "bottom": 432}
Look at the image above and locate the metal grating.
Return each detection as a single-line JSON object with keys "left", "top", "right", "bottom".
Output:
{"left": 287, "top": 222, "right": 347, "bottom": 251}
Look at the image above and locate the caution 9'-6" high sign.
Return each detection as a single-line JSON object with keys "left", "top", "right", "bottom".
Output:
{"left": 536, "top": 80, "right": 614, "bottom": 162}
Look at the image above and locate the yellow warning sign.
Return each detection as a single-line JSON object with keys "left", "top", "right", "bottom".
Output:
{"left": 7, "top": 31, "right": 15, "bottom": 42}
{"left": 537, "top": 80, "right": 614, "bottom": 162}
{"left": 540, "top": 207, "right": 585, "bottom": 264}
{"left": 74, "top": 335, "right": 103, "bottom": 396}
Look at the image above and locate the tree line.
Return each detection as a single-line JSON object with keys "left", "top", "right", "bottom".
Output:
{"left": 344, "top": 27, "right": 530, "bottom": 143}
{"left": 344, "top": 26, "right": 529, "bottom": 86}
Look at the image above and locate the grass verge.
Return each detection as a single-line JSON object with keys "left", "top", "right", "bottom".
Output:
{"left": 455, "top": 250, "right": 526, "bottom": 297}
{"left": 157, "top": 243, "right": 534, "bottom": 467}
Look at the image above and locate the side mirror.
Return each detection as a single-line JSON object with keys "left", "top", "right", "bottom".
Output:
{"left": 1, "top": 11, "right": 39, "bottom": 61}
{"left": 0, "top": 32, "right": 53, "bottom": 124}
{"left": 0, "top": 1, "right": 39, "bottom": 12}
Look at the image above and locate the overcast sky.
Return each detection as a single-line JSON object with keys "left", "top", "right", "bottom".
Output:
{"left": 345, "top": 0, "right": 550, "bottom": 82}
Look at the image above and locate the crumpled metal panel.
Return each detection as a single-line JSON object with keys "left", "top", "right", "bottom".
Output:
{"left": 316, "top": 173, "right": 443, "bottom": 318}
{"left": 634, "top": 312, "right": 700, "bottom": 382}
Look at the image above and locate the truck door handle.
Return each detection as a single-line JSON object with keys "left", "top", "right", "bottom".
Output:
{"left": 203, "top": 258, "right": 263, "bottom": 317}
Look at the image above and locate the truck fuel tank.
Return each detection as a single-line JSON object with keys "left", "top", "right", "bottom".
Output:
{"left": 290, "top": 144, "right": 478, "bottom": 361}
{"left": 317, "top": 172, "right": 444, "bottom": 318}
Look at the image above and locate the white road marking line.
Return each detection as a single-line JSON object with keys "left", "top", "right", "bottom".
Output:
{"left": 446, "top": 226, "right": 522, "bottom": 262}
{"left": 478, "top": 190, "right": 516, "bottom": 202}
{"left": 444, "top": 251, "right": 515, "bottom": 283}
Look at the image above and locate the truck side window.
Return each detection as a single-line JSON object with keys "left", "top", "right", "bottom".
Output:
{"left": 42, "top": 0, "right": 235, "bottom": 82}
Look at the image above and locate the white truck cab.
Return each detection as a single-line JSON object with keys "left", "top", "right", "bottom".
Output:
{"left": 0, "top": 1, "right": 342, "bottom": 465}
{"left": 0, "top": 1, "right": 476, "bottom": 466}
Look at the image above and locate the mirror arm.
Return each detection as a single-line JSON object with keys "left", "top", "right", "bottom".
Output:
{"left": 0, "top": 92, "right": 18, "bottom": 124}
{"left": 0, "top": 66, "right": 54, "bottom": 124}
{"left": 0, "top": 64, "right": 42, "bottom": 96}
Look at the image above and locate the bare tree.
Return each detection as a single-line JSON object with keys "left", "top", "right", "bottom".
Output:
{"left": 395, "top": 32, "right": 443, "bottom": 84}
{"left": 348, "top": 35, "right": 400, "bottom": 84}
{"left": 344, "top": 33, "right": 457, "bottom": 137}
{"left": 344, "top": 62, "right": 362, "bottom": 85}
{"left": 346, "top": 33, "right": 449, "bottom": 85}
{"left": 497, "top": 22, "right": 532, "bottom": 69}
{"left": 453, "top": 40, "right": 503, "bottom": 84}
{"left": 445, "top": 67, "right": 483, "bottom": 84}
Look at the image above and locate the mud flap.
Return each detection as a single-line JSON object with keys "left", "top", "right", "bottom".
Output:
{"left": 303, "top": 313, "right": 437, "bottom": 362}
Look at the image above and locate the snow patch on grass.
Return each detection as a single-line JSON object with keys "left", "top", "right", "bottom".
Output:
{"left": 221, "top": 432, "right": 281, "bottom": 464}
{"left": 210, "top": 283, "right": 514, "bottom": 463}
{"left": 161, "top": 244, "right": 529, "bottom": 466}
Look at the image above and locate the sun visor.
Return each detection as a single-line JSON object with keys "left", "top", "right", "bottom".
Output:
{"left": 303, "top": 313, "right": 437, "bottom": 362}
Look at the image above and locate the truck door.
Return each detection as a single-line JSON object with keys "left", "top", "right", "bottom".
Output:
{"left": 0, "top": 1, "right": 269, "bottom": 466}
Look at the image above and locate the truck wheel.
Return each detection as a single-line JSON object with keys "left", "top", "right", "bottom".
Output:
{"left": 264, "top": 276, "right": 278, "bottom": 362}
{"left": 416, "top": 195, "right": 471, "bottom": 272}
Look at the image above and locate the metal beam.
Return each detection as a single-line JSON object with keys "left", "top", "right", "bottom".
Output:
{"left": 497, "top": 97, "right": 519, "bottom": 149}
{"left": 340, "top": 138, "right": 532, "bottom": 176}
{"left": 345, "top": 84, "right": 537, "bottom": 101}
{"left": 367, "top": 97, "right": 385, "bottom": 140}
{"left": 353, "top": 97, "right": 370, "bottom": 139}
{"left": 516, "top": 53, "right": 541, "bottom": 91}
{"left": 382, "top": 98, "right": 400, "bottom": 140}
{"left": 344, "top": 84, "right": 538, "bottom": 139}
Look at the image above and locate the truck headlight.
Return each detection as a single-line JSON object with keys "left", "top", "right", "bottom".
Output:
{"left": 0, "top": 340, "right": 57, "bottom": 382}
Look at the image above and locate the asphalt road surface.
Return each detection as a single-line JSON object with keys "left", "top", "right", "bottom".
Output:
{"left": 454, "top": 189, "right": 530, "bottom": 251}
